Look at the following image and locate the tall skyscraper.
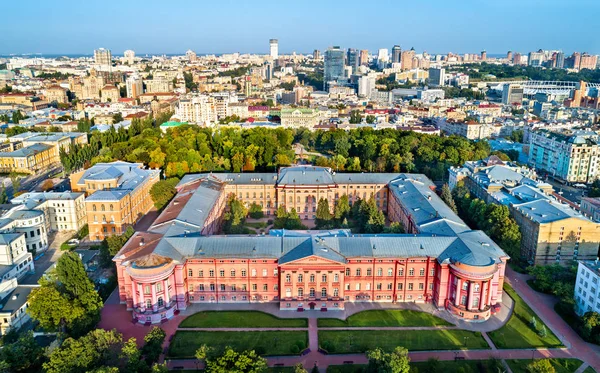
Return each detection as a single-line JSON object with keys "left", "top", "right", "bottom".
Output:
{"left": 580, "top": 53, "right": 598, "bottom": 70}
{"left": 270, "top": 39, "right": 279, "bottom": 59}
{"left": 123, "top": 50, "right": 135, "bottom": 65}
{"left": 126, "top": 73, "right": 143, "bottom": 98}
{"left": 428, "top": 67, "right": 446, "bottom": 87}
{"left": 572, "top": 52, "right": 581, "bottom": 70}
{"left": 400, "top": 48, "right": 415, "bottom": 70}
{"left": 480, "top": 50, "right": 487, "bottom": 61}
{"left": 556, "top": 52, "right": 565, "bottom": 69}
{"left": 346, "top": 49, "right": 359, "bottom": 74}
{"left": 502, "top": 84, "right": 524, "bottom": 105}
{"left": 94, "top": 48, "right": 112, "bottom": 66}
{"left": 313, "top": 49, "right": 321, "bottom": 60}
{"left": 324, "top": 46, "right": 345, "bottom": 89}
{"left": 513, "top": 52, "right": 522, "bottom": 65}
{"left": 506, "top": 51, "right": 513, "bottom": 62}
{"left": 377, "top": 49, "right": 389, "bottom": 67}
{"left": 359, "top": 50, "right": 369, "bottom": 66}
{"left": 392, "top": 45, "right": 402, "bottom": 64}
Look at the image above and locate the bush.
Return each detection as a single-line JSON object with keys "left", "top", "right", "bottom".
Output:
{"left": 248, "top": 203, "right": 264, "bottom": 219}
{"left": 295, "top": 340, "right": 305, "bottom": 350}
{"left": 290, "top": 345, "right": 300, "bottom": 354}
{"left": 76, "top": 224, "right": 89, "bottom": 240}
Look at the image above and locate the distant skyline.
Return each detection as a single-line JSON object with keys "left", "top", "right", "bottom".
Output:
{"left": 2, "top": 0, "right": 600, "bottom": 55}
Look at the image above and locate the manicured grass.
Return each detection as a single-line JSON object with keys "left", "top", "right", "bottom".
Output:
{"left": 168, "top": 330, "right": 308, "bottom": 358}
{"left": 488, "top": 283, "right": 563, "bottom": 349}
{"left": 318, "top": 329, "right": 489, "bottom": 353}
{"left": 318, "top": 309, "right": 452, "bottom": 328}
{"left": 583, "top": 367, "right": 597, "bottom": 373}
{"left": 327, "top": 360, "right": 501, "bottom": 373}
{"left": 506, "top": 359, "right": 584, "bottom": 373}
{"left": 179, "top": 311, "right": 307, "bottom": 328}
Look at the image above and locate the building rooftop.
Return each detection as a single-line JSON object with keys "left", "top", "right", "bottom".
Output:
{"left": 0, "top": 285, "right": 37, "bottom": 314}
{"left": 0, "top": 143, "right": 53, "bottom": 158}
{"left": 580, "top": 260, "right": 600, "bottom": 276}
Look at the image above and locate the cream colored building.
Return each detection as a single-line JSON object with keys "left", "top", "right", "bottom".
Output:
{"left": 45, "top": 85, "right": 68, "bottom": 104}
{"left": 101, "top": 85, "right": 120, "bottom": 103}
{"left": 10, "top": 192, "right": 87, "bottom": 232}
{"left": 82, "top": 69, "right": 105, "bottom": 100}
{"left": 144, "top": 79, "right": 174, "bottom": 94}
{"left": 280, "top": 108, "right": 320, "bottom": 128}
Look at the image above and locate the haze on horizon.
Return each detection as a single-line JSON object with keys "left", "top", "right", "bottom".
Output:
{"left": 2, "top": 0, "right": 600, "bottom": 55}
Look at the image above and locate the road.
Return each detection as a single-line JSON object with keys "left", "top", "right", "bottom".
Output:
{"left": 541, "top": 176, "right": 586, "bottom": 204}
{"left": 1, "top": 165, "right": 64, "bottom": 197}
{"left": 20, "top": 230, "right": 74, "bottom": 285}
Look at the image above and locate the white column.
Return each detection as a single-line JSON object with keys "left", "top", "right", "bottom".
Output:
{"left": 467, "top": 281, "right": 474, "bottom": 311}
{"left": 151, "top": 284, "right": 157, "bottom": 312}
{"left": 164, "top": 279, "right": 170, "bottom": 304}
{"left": 479, "top": 281, "right": 487, "bottom": 310}
{"left": 131, "top": 281, "right": 138, "bottom": 308}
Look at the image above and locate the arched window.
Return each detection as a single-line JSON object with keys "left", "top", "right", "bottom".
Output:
{"left": 334, "top": 274, "right": 339, "bottom": 282}
{"left": 367, "top": 268, "right": 372, "bottom": 276}
{"left": 321, "top": 288, "right": 327, "bottom": 297}
{"left": 298, "top": 274, "right": 303, "bottom": 283}
{"left": 377, "top": 268, "right": 383, "bottom": 276}
{"left": 101, "top": 204, "right": 105, "bottom": 211}
{"left": 158, "top": 297, "right": 164, "bottom": 307}
{"left": 285, "top": 274, "right": 291, "bottom": 282}
{"left": 309, "top": 274, "right": 315, "bottom": 282}
{"left": 146, "top": 299, "right": 151, "bottom": 309}
{"left": 92, "top": 205, "right": 97, "bottom": 212}
{"left": 102, "top": 215, "right": 106, "bottom": 223}
{"left": 322, "top": 274, "right": 327, "bottom": 282}
{"left": 388, "top": 268, "right": 393, "bottom": 276}
{"left": 333, "top": 288, "right": 339, "bottom": 297}
{"left": 109, "top": 204, "right": 113, "bottom": 211}
{"left": 297, "top": 288, "right": 303, "bottom": 297}
{"left": 219, "top": 270, "right": 225, "bottom": 277}
{"left": 251, "top": 268, "right": 257, "bottom": 277}
{"left": 356, "top": 268, "right": 361, "bottom": 276}
{"left": 230, "top": 270, "right": 236, "bottom": 277}
{"left": 285, "top": 288, "right": 291, "bottom": 297}
{"left": 310, "top": 288, "right": 315, "bottom": 297}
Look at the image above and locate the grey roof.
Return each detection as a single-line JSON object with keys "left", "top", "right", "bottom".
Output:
{"left": 5, "top": 209, "right": 43, "bottom": 220}
{"left": 23, "top": 132, "right": 84, "bottom": 143}
{"left": 0, "top": 143, "right": 53, "bottom": 158}
{"left": 86, "top": 190, "right": 129, "bottom": 202}
{"left": 388, "top": 174, "right": 469, "bottom": 235}
{"left": 331, "top": 173, "right": 402, "bottom": 185}
{"left": 0, "top": 233, "right": 23, "bottom": 245}
{"left": 179, "top": 173, "right": 278, "bottom": 187}
{"left": 512, "top": 199, "right": 591, "bottom": 224}
{"left": 0, "top": 285, "right": 37, "bottom": 314}
{"left": 11, "top": 191, "right": 83, "bottom": 209}
{"left": 276, "top": 166, "right": 335, "bottom": 186}
{"left": 439, "top": 231, "right": 506, "bottom": 266}
{"left": 78, "top": 162, "right": 158, "bottom": 191}
{"left": 279, "top": 237, "right": 347, "bottom": 264}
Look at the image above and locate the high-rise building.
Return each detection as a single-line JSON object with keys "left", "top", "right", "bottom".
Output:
{"left": 572, "top": 52, "right": 582, "bottom": 70}
{"left": 481, "top": 50, "right": 487, "bottom": 61}
{"left": 506, "top": 51, "right": 513, "bottom": 62}
{"left": 270, "top": 39, "right": 279, "bottom": 59}
{"left": 400, "top": 48, "right": 415, "bottom": 70}
{"left": 555, "top": 52, "right": 565, "bottom": 69}
{"left": 358, "top": 73, "right": 377, "bottom": 98}
{"left": 126, "top": 73, "right": 143, "bottom": 98}
{"left": 502, "top": 84, "right": 524, "bottom": 105}
{"left": 580, "top": 53, "right": 598, "bottom": 70}
{"left": 346, "top": 49, "right": 359, "bottom": 74}
{"left": 186, "top": 49, "right": 197, "bottom": 62}
{"left": 123, "top": 50, "right": 135, "bottom": 65}
{"left": 94, "top": 48, "right": 112, "bottom": 66}
{"left": 428, "top": 67, "right": 446, "bottom": 87}
{"left": 313, "top": 49, "right": 321, "bottom": 60}
{"left": 513, "top": 52, "right": 522, "bottom": 65}
{"left": 528, "top": 50, "right": 545, "bottom": 67}
{"left": 392, "top": 45, "right": 402, "bottom": 64}
{"left": 359, "top": 50, "right": 369, "bottom": 66}
{"left": 324, "top": 46, "right": 345, "bottom": 89}
{"left": 377, "top": 49, "right": 389, "bottom": 69}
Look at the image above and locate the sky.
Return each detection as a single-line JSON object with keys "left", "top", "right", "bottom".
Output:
{"left": 2, "top": 0, "right": 600, "bottom": 56}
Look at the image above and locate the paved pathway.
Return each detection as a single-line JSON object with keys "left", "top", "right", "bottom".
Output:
{"left": 481, "top": 332, "right": 497, "bottom": 351}
{"left": 575, "top": 362, "right": 590, "bottom": 373}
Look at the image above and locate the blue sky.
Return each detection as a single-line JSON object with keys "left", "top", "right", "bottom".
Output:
{"left": 2, "top": 0, "right": 600, "bottom": 55}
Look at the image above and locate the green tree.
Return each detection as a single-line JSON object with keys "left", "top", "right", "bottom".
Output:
{"left": 248, "top": 202, "right": 264, "bottom": 219}
{"left": 204, "top": 347, "right": 267, "bottom": 373}
{"left": 223, "top": 196, "right": 249, "bottom": 234}
{"left": 0, "top": 184, "right": 7, "bottom": 204}
{"left": 334, "top": 194, "right": 351, "bottom": 221}
{"left": 142, "top": 326, "right": 167, "bottom": 365}
{"left": 112, "top": 112, "right": 124, "bottom": 123}
{"left": 509, "top": 130, "right": 524, "bottom": 143}
{"left": 366, "top": 115, "right": 376, "bottom": 124}
{"left": 315, "top": 198, "right": 332, "bottom": 229}
{"left": 0, "top": 331, "right": 45, "bottom": 372}
{"left": 366, "top": 346, "right": 410, "bottom": 373}
{"left": 101, "top": 226, "right": 135, "bottom": 266}
{"left": 9, "top": 172, "right": 20, "bottom": 196}
{"left": 440, "top": 183, "right": 457, "bottom": 213}
{"left": 589, "top": 179, "right": 600, "bottom": 198}
{"left": 150, "top": 177, "right": 180, "bottom": 210}
{"left": 293, "top": 363, "right": 308, "bottom": 373}
{"left": 526, "top": 359, "right": 555, "bottom": 373}
{"left": 349, "top": 110, "right": 362, "bottom": 124}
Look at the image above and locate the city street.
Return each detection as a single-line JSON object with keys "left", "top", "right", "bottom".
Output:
{"left": 20, "top": 230, "right": 74, "bottom": 285}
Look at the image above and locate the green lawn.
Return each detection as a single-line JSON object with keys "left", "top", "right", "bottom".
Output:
{"left": 318, "top": 329, "right": 489, "bottom": 353}
{"left": 506, "top": 359, "right": 584, "bottom": 373}
{"left": 168, "top": 330, "right": 308, "bottom": 358}
{"left": 488, "top": 284, "right": 563, "bottom": 349}
{"left": 179, "top": 311, "right": 307, "bottom": 328}
{"left": 318, "top": 309, "right": 452, "bottom": 328}
{"left": 327, "top": 360, "right": 502, "bottom": 373}
{"left": 583, "top": 367, "right": 597, "bottom": 373}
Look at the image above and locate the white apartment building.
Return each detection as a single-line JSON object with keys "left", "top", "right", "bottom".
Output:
{"left": 575, "top": 260, "right": 600, "bottom": 316}
{"left": 528, "top": 130, "right": 600, "bottom": 184}
{"left": 436, "top": 118, "right": 501, "bottom": 140}
{"left": 0, "top": 233, "right": 34, "bottom": 285}
{"left": 0, "top": 209, "right": 48, "bottom": 254}
{"left": 11, "top": 192, "right": 87, "bottom": 232}
{"left": 176, "top": 95, "right": 217, "bottom": 126}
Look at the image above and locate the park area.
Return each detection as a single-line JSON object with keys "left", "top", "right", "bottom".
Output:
{"left": 179, "top": 310, "right": 307, "bottom": 328}
{"left": 488, "top": 284, "right": 563, "bottom": 349}
{"left": 168, "top": 330, "right": 309, "bottom": 358}
{"left": 318, "top": 329, "right": 488, "bottom": 354}
{"left": 317, "top": 309, "right": 452, "bottom": 328}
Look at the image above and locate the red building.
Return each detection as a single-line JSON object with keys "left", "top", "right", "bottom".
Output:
{"left": 114, "top": 169, "right": 508, "bottom": 324}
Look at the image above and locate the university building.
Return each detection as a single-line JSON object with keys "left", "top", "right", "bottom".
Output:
{"left": 114, "top": 167, "right": 509, "bottom": 324}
